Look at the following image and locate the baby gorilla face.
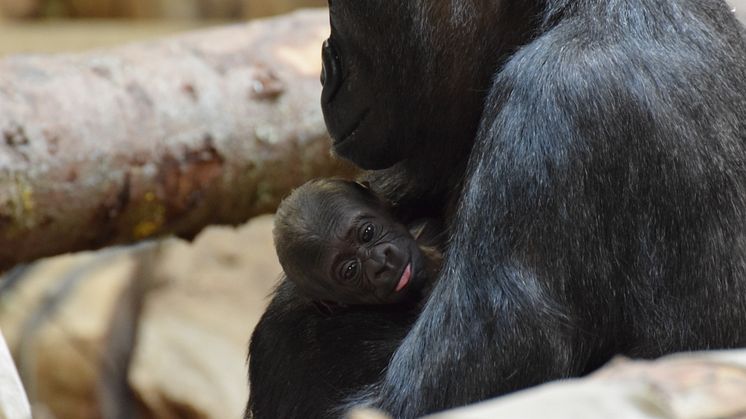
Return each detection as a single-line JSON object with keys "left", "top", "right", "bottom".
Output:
{"left": 315, "top": 199, "right": 428, "bottom": 305}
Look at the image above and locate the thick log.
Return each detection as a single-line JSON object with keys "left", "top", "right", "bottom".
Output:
{"left": 350, "top": 350, "right": 746, "bottom": 419}
{"left": 0, "top": 9, "right": 355, "bottom": 271}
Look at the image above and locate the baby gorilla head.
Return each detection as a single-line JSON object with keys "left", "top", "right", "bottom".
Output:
{"left": 274, "top": 179, "right": 429, "bottom": 305}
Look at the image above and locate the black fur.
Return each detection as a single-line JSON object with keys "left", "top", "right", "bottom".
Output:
{"left": 247, "top": 281, "right": 417, "bottom": 419}
{"left": 248, "top": 1, "right": 746, "bottom": 418}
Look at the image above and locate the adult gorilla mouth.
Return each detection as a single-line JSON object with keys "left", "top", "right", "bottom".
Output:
{"left": 320, "top": 36, "right": 398, "bottom": 169}
{"left": 321, "top": 38, "right": 372, "bottom": 149}
{"left": 333, "top": 108, "right": 370, "bottom": 148}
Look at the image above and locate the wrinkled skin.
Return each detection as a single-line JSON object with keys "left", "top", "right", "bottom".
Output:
{"left": 273, "top": 180, "right": 430, "bottom": 305}
{"left": 249, "top": 1, "right": 746, "bottom": 418}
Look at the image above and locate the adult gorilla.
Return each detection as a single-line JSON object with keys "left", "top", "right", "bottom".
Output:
{"left": 248, "top": 1, "right": 746, "bottom": 418}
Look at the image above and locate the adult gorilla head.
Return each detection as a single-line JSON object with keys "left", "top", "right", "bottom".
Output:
{"left": 320, "top": 1, "right": 532, "bottom": 169}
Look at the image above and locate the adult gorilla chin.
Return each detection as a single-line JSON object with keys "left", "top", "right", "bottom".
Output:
{"left": 249, "top": 1, "right": 746, "bottom": 418}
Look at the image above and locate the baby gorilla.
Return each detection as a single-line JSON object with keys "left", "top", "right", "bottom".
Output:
{"left": 274, "top": 179, "right": 442, "bottom": 306}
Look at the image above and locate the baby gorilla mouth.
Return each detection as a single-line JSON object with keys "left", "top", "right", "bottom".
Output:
{"left": 395, "top": 263, "right": 413, "bottom": 292}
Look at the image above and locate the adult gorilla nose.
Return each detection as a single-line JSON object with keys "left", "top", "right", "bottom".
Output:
{"left": 321, "top": 38, "right": 343, "bottom": 104}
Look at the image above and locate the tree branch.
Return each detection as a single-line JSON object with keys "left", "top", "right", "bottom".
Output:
{"left": 0, "top": 9, "right": 355, "bottom": 271}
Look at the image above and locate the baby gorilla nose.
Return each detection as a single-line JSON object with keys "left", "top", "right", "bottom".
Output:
{"left": 365, "top": 243, "right": 401, "bottom": 285}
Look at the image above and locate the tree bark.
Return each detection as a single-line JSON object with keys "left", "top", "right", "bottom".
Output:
{"left": 0, "top": 9, "right": 355, "bottom": 271}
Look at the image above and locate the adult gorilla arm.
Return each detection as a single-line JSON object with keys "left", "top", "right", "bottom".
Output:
{"left": 323, "top": 0, "right": 746, "bottom": 418}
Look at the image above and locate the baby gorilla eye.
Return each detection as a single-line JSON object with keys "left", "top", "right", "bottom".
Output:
{"left": 339, "top": 260, "right": 359, "bottom": 281}
{"left": 360, "top": 223, "right": 375, "bottom": 242}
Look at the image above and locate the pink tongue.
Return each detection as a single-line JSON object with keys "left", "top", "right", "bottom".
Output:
{"left": 395, "top": 264, "right": 412, "bottom": 292}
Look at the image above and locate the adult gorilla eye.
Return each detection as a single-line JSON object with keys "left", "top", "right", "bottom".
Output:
{"left": 360, "top": 224, "right": 375, "bottom": 242}
{"left": 340, "top": 260, "right": 359, "bottom": 281}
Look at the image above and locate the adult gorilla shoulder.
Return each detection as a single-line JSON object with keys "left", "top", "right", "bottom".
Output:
{"left": 251, "top": 0, "right": 746, "bottom": 418}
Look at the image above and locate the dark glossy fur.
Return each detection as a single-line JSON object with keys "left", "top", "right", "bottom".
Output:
{"left": 247, "top": 281, "right": 418, "bottom": 418}
{"left": 248, "top": 1, "right": 746, "bottom": 418}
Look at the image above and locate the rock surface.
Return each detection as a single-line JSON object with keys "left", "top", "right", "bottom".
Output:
{"left": 350, "top": 351, "right": 746, "bottom": 419}
{"left": 0, "top": 216, "right": 280, "bottom": 419}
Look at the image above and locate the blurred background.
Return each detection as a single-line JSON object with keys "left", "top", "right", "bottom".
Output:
{"left": 0, "top": 0, "right": 325, "bottom": 54}
{"left": 0, "top": 0, "right": 325, "bottom": 19}
{"left": 0, "top": 1, "right": 327, "bottom": 419}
